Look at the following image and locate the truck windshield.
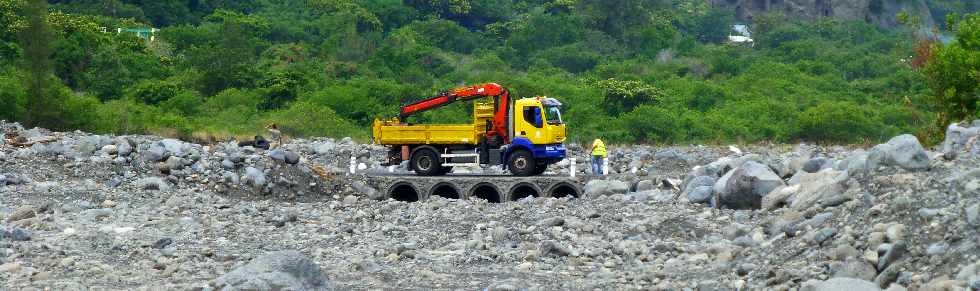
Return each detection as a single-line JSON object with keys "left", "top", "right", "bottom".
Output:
{"left": 544, "top": 105, "right": 563, "bottom": 124}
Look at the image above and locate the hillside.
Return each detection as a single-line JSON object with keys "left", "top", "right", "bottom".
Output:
{"left": 1, "top": 0, "right": 976, "bottom": 145}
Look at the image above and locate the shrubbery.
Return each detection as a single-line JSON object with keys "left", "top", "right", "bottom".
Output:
{"left": 3, "top": 0, "right": 971, "bottom": 145}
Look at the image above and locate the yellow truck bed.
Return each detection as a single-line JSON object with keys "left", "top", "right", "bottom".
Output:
{"left": 373, "top": 118, "right": 482, "bottom": 145}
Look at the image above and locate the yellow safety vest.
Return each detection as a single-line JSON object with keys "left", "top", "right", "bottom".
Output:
{"left": 591, "top": 139, "right": 606, "bottom": 157}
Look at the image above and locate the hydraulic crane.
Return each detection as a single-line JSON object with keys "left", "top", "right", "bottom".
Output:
{"left": 373, "top": 83, "right": 567, "bottom": 176}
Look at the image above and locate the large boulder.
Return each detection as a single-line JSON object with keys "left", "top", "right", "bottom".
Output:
{"left": 801, "top": 277, "right": 881, "bottom": 291}
{"left": 214, "top": 250, "right": 332, "bottom": 291}
{"left": 715, "top": 161, "right": 785, "bottom": 209}
{"left": 789, "top": 169, "right": 850, "bottom": 211}
{"left": 584, "top": 180, "right": 630, "bottom": 197}
{"left": 867, "top": 134, "right": 930, "bottom": 171}
{"left": 941, "top": 122, "right": 980, "bottom": 153}
{"left": 145, "top": 139, "right": 192, "bottom": 161}
{"left": 836, "top": 150, "right": 870, "bottom": 175}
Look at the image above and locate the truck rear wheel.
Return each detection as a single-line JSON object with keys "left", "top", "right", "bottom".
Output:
{"left": 532, "top": 163, "right": 548, "bottom": 175}
{"left": 411, "top": 148, "right": 442, "bottom": 176}
{"left": 508, "top": 150, "right": 536, "bottom": 176}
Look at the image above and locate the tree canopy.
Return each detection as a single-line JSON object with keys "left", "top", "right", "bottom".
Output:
{"left": 0, "top": 0, "right": 977, "bottom": 144}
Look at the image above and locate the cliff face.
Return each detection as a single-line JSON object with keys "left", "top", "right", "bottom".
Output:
{"left": 709, "top": 0, "right": 934, "bottom": 28}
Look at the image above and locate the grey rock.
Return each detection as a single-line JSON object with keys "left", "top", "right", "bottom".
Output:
{"left": 584, "top": 180, "right": 630, "bottom": 197}
{"left": 228, "top": 153, "right": 244, "bottom": 163}
{"left": 222, "top": 171, "right": 240, "bottom": 185}
{"left": 967, "top": 204, "right": 979, "bottom": 226}
{"left": 918, "top": 208, "right": 939, "bottom": 219}
{"left": 683, "top": 175, "right": 716, "bottom": 194}
{"left": 115, "top": 138, "right": 133, "bottom": 156}
{"left": 875, "top": 263, "right": 902, "bottom": 288}
{"left": 101, "top": 144, "right": 118, "bottom": 155}
{"left": 802, "top": 158, "right": 829, "bottom": 173}
{"left": 801, "top": 277, "right": 882, "bottom": 291}
{"left": 214, "top": 250, "right": 332, "bottom": 291}
{"left": 160, "top": 247, "right": 177, "bottom": 257}
{"left": 165, "top": 156, "right": 185, "bottom": 171}
{"left": 831, "top": 259, "right": 877, "bottom": 281}
{"left": 941, "top": 122, "right": 980, "bottom": 153}
{"left": 836, "top": 150, "right": 870, "bottom": 174}
{"left": 3, "top": 227, "right": 31, "bottom": 241}
{"left": 926, "top": 242, "right": 947, "bottom": 255}
{"left": 222, "top": 159, "right": 235, "bottom": 169}
{"left": 106, "top": 177, "right": 122, "bottom": 188}
{"left": 867, "top": 134, "right": 930, "bottom": 171}
{"left": 877, "top": 242, "right": 907, "bottom": 271}
{"left": 806, "top": 227, "right": 837, "bottom": 245}
{"left": 144, "top": 145, "right": 167, "bottom": 162}
{"left": 635, "top": 180, "right": 656, "bottom": 192}
{"left": 351, "top": 181, "right": 380, "bottom": 200}
{"left": 732, "top": 235, "right": 757, "bottom": 247}
{"left": 284, "top": 151, "right": 300, "bottom": 165}
{"left": 539, "top": 240, "right": 573, "bottom": 257}
{"left": 790, "top": 170, "right": 850, "bottom": 211}
{"left": 80, "top": 208, "right": 113, "bottom": 221}
{"left": 244, "top": 167, "right": 266, "bottom": 188}
{"left": 75, "top": 135, "right": 111, "bottom": 156}
{"left": 135, "top": 177, "right": 169, "bottom": 191}
{"left": 269, "top": 150, "right": 287, "bottom": 162}
{"left": 716, "top": 161, "right": 785, "bottom": 209}
{"left": 152, "top": 238, "right": 174, "bottom": 249}
{"left": 159, "top": 139, "right": 189, "bottom": 157}
{"left": 687, "top": 186, "right": 713, "bottom": 204}
{"left": 538, "top": 217, "right": 565, "bottom": 227}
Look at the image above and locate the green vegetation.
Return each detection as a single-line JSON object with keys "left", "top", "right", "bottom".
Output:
{"left": 0, "top": 0, "right": 976, "bottom": 144}
{"left": 918, "top": 13, "right": 980, "bottom": 142}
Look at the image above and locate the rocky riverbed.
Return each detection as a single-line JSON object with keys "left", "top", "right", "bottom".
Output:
{"left": 2, "top": 120, "right": 979, "bottom": 290}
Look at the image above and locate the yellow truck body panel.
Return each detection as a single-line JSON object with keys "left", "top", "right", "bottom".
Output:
{"left": 373, "top": 120, "right": 482, "bottom": 145}
{"left": 373, "top": 101, "right": 495, "bottom": 146}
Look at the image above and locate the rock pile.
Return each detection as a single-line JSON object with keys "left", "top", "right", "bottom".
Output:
{"left": 1, "top": 120, "right": 978, "bottom": 290}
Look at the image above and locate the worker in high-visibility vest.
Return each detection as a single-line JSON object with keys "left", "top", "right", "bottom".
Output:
{"left": 588, "top": 138, "right": 606, "bottom": 176}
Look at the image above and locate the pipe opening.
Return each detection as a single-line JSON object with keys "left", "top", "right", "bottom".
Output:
{"left": 430, "top": 183, "right": 461, "bottom": 200}
{"left": 470, "top": 183, "right": 502, "bottom": 203}
{"left": 389, "top": 183, "right": 420, "bottom": 202}
{"left": 549, "top": 183, "right": 580, "bottom": 199}
{"left": 510, "top": 184, "right": 540, "bottom": 201}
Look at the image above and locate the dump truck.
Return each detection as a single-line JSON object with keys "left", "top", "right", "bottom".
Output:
{"left": 372, "top": 83, "right": 567, "bottom": 176}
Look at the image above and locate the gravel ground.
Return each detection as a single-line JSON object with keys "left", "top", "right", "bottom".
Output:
{"left": 2, "top": 121, "right": 979, "bottom": 290}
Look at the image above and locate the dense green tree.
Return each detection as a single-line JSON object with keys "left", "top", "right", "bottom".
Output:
{"left": 921, "top": 13, "right": 980, "bottom": 129}
{"left": 20, "top": 0, "right": 66, "bottom": 129}
{"left": 0, "top": 0, "right": 963, "bottom": 144}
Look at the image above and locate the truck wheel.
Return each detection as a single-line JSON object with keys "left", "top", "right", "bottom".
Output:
{"left": 532, "top": 163, "right": 548, "bottom": 175}
{"left": 439, "top": 166, "right": 454, "bottom": 175}
{"left": 508, "top": 150, "right": 536, "bottom": 176}
{"left": 411, "top": 148, "right": 441, "bottom": 176}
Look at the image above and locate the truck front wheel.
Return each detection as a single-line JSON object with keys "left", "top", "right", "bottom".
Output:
{"left": 411, "top": 148, "right": 442, "bottom": 176}
{"left": 508, "top": 150, "right": 536, "bottom": 176}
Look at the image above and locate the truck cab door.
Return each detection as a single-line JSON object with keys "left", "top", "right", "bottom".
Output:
{"left": 515, "top": 105, "right": 548, "bottom": 144}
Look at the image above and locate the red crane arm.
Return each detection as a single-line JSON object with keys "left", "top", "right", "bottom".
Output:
{"left": 398, "top": 83, "right": 511, "bottom": 143}
{"left": 399, "top": 83, "right": 506, "bottom": 118}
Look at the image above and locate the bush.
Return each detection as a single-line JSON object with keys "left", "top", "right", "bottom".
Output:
{"left": 0, "top": 69, "right": 25, "bottom": 121}
{"left": 796, "top": 102, "right": 878, "bottom": 143}
{"left": 263, "top": 101, "right": 364, "bottom": 139}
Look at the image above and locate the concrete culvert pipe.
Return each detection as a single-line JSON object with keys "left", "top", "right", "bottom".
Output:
{"left": 430, "top": 183, "right": 461, "bottom": 200}
{"left": 388, "top": 182, "right": 420, "bottom": 202}
{"left": 510, "top": 183, "right": 541, "bottom": 201}
{"left": 548, "top": 182, "right": 580, "bottom": 199}
{"left": 470, "top": 183, "right": 502, "bottom": 203}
